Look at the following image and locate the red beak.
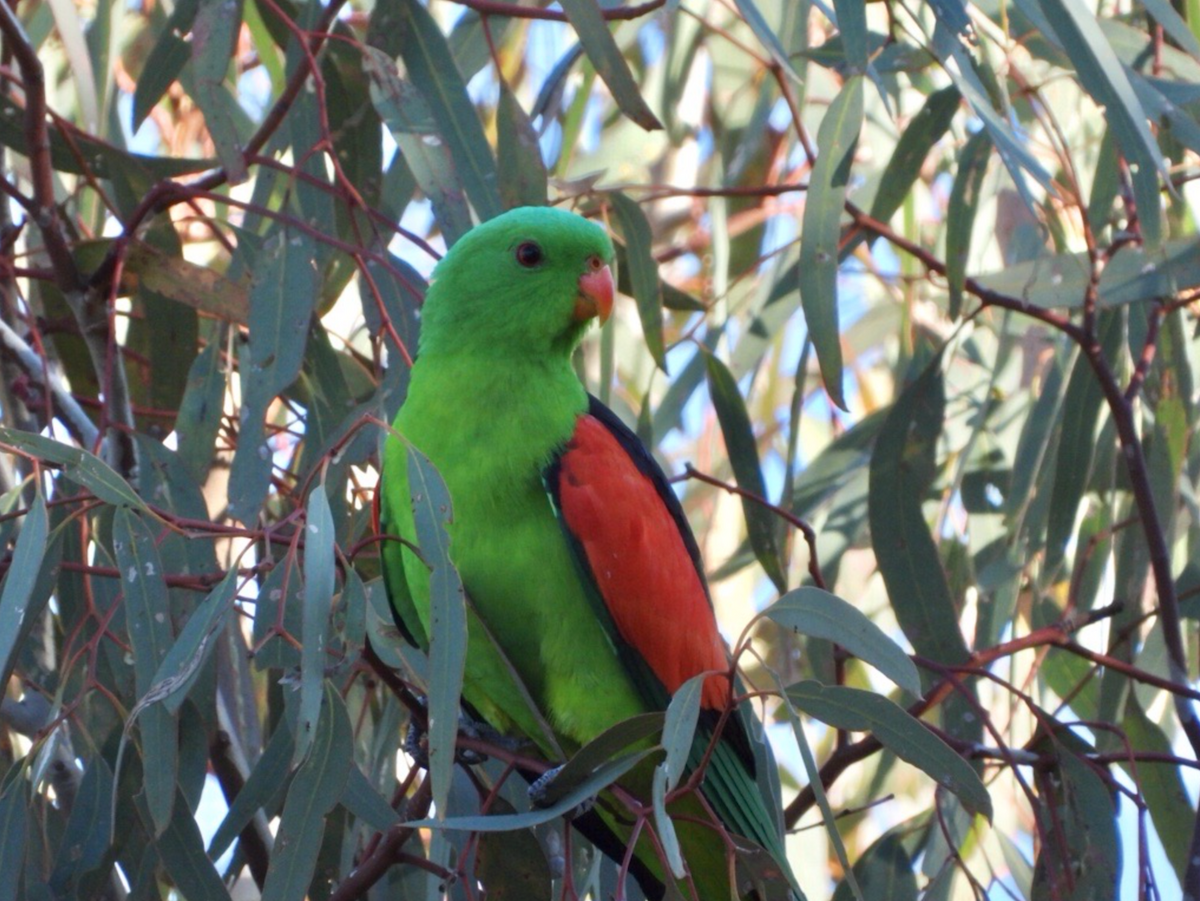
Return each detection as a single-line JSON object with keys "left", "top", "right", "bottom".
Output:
{"left": 574, "top": 262, "right": 615, "bottom": 325}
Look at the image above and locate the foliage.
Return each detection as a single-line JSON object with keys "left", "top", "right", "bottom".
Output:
{"left": 1, "top": 0, "right": 1199, "bottom": 898}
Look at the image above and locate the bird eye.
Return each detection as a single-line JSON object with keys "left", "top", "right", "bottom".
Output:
{"left": 515, "top": 241, "right": 543, "bottom": 268}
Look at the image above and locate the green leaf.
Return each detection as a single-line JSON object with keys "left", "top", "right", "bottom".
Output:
{"left": 152, "top": 788, "right": 230, "bottom": 901}
{"left": 929, "top": 24, "right": 1053, "bottom": 199}
{"left": 787, "top": 681, "right": 992, "bottom": 820}
{"left": 1122, "top": 696, "right": 1191, "bottom": 879}
{"left": 832, "top": 833, "right": 918, "bottom": 901}
{"left": 50, "top": 756, "right": 115, "bottom": 897}
{"left": 535, "top": 712, "right": 664, "bottom": 808}
{"left": 191, "top": 0, "right": 247, "bottom": 182}
{"left": 148, "top": 566, "right": 239, "bottom": 716}
{"left": 832, "top": 0, "right": 870, "bottom": 72}
{"left": 406, "top": 446, "right": 467, "bottom": 818}
{"left": 497, "top": 84, "right": 548, "bottom": 209}
{"left": 558, "top": 0, "right": 662, "bottom": 130}
{"left": 341, "top": 765, "right": 402, "bottom": 832}
{"left": 946, "top": 130, "right": 991, "bottom": 318}
{"left": 974, "top": 236, "right": 1200, "bottom": 309}
{"left": 209, "top": 722, "right": 294, "bottom": 859}
{"left": 661, "top": 674, "right": 704, "bottom": 791}
{"left": 296, "top": 485, "right": 336, "bottom": 766}
{"left": 1030, "top": 734, "right": 1118, "bottom": 900}
{"left": 869, "top": 86, "right": 960, "bottom": 230}
{"left": 0, "top": 429, "right": 148, "bottom": 510}
{"left": 228, "top": 226, "right": 319, "bottom": 524}
{"left": 651, "top": 763, "right": 686, "bottom": 879}
{"left": 175, "top": 340, "right": 227, "bottom": 483}
{"left": 0, "top": 779, "right": 28, "bottom": 901}
{"left": 0, "top": 93, "right": 216, "bottom": 180}
{"left": 262, "top": 687, "right": 354, "bottom": 901}
{"left": 1037, "top": 0, "right": 1168, "bottom": 244}
{"left": 411, "top": 749, "right": 658, "bottom": 832}
{"left": 364, "top": 46, "right": 474, "bottom": 244}
{"left": 868, "top": 357, "right": 969, "bottom": 666}
{"left": 800, "top": 74, "right": 863, "bottom": 410}
{"left": 732, "top": 0, "right": 805, "bottom": 82}
{"left": 114, "top": 507, "right": 178, "bottom": 836}
{"left": 611, "top": 192, "right": 665, "bottom": 371}
{"left": 390, "top": 0, "right": 502, "bottom": 221}
{"left": 704, "top": 353, "right": 787, "bottom": 591}
{"left": 132, "top": 0, "right": 198, "bottom": 129}
{"left": 764, "top": 587, "right": 923, "bottom": 698}
{"left": 0, "top": 495, "right": 48, "bottom": 688}
{"left": 476, "top": 801, "right": 553, "bottom": 900}
{"left": 1044, "top": 313, "right": 1120, "bottom": 574}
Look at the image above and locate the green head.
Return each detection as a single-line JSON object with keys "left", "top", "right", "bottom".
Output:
{"left": 417, "top": 206, "right": 615, "bottom": 359}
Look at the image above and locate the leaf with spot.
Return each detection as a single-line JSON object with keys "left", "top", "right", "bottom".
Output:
{"left": 704, "top": 353, "right": 787, "bottom": 592}
{"left": 787, "top": 681, "right": 992, "bottom": 821}
{"left": 407, "top": 446, "right": 467, "bottom": 817}
{"left": 800, "top": 75, "right": 862, "bottom": 410}
{"left": 114, "top": 508, "right": 178, "bottom": 835}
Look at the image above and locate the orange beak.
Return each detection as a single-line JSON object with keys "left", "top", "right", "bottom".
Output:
{"left": 574, "top": 262, "right": 615, "bottom": 325}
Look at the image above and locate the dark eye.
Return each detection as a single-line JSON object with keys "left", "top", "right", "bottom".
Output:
{"left": 515, "top": 241, "right": 543, "bottom": 268}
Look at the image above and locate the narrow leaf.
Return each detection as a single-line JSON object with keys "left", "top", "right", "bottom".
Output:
{"left": 558, "top": 0, "right": 662, "bottom": 130}
{"left": 868, "top": 357, "right": 969, "bottom": 666}
{"left": 132, "top": 0, "right": 198, "bottom": 128}
{"left": 228, "top": 226, "right": 319, "bottom": 524}
{"left": 661, "top": 674, "right": 704, "bottom": 791}
{"left": 152, "top": 789, "right": 231, "bottom": 901}
{"left": 800, "top": 75, "right": 863, "bottom": 409}
{"left": 651, "top": 763, "right": 687, "bottom": 879}
{"left": 946, "top": 130, "right": 991, "bottom": 318}
{"left": 0, "top": 780, "right": 28, "bottom": 901}
{"left": 262, "top": 687, "right": 353, "bottom": 901}
{"left": 611, "top": 192, "right": 665, "bottom": 371}
{"left": 0, "top": 495, "right": 48, "bottom": 688}
{"left": 364, "top": 47, "right": 474, "bottom": 243}
{"left": 869, "top": 86, "right": 960, "bottom": 228}
{"left": 191, "top": 0, "right": 247, "bottom": 182}
{"left": 410, "top": 749, "right": 658, "bottom": 832}
{"left": 296, "top": 485, "right": 336, "bottom": 766}
{"left": 406, "top": 446, "right": 467, "bottom": 818}
{"left": 704, "top": 353, "right": 787, "bottom": 591}
{"left": 148, "top": 566, "right": 239, "bottom": 716}
{"left": 732, "top": 0, "right": 805, "bottom": 82}
{"left": 497, "top": 84, "right": 548, "bottom": 209}
{"left": 391, "top": 0, "right": 502, "bottom": 220}
{"left": 764, "top": 587, "right": 922, "bottom": 698}
{"left": 0, "top": 429, "right": 147, "bottom": 510}
{"left": 787, "top": 681, "right": 992, "bottom": 820}
{"left": 341, "top": 765, "right": 402, "bottom": 832}
{"left": 114, "top": 507, "right": 178, "bottom": 835}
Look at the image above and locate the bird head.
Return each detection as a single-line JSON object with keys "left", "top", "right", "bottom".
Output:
{"left": 418, "top": 206, "right": 615, "bottom": 359}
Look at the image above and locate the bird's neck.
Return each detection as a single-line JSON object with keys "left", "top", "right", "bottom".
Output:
{"left": 400, "top": 350, "right": 588, "bottom": 475}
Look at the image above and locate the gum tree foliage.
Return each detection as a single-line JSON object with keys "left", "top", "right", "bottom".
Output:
{"left": 1, "top": 0, "right": 1199, "bottom": 898}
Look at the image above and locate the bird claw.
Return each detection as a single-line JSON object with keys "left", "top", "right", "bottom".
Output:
{"left": 404, "top": 702, "right": 516, "bottom": 768}
{"left": 528, "top": 764, "right": 595, "bottom": 817}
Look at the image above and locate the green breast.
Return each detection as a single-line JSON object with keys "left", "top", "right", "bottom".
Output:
{"left": 382, "top": 354, "right": 645, "bottom": 748}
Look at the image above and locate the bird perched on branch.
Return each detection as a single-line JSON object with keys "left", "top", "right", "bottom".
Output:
{"left": 379, "top": 206, "right": 800, "bottom": 901}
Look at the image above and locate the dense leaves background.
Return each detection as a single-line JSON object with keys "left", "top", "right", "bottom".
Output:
{"left": 1, "top": 0, "right": 1199, "bottom": 898}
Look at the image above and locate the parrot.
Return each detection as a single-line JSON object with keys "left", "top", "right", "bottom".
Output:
{"left": 379, "top": 206, "right": 800, "bottom": 901}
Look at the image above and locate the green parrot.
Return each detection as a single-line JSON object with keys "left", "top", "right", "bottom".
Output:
{"left": 379, "top": 206, "right": 799, "bottom": 900}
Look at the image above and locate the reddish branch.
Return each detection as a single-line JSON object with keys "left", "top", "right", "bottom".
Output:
{"left": 784, "top": 603, "right": 1124, "bottom": 825}
{"left": 446, "top": 0, "right": 665, "bottom": 22}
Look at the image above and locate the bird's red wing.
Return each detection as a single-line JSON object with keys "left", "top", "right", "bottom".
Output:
{"left": 548, "top": 409, "right": 731, "bottom": 713}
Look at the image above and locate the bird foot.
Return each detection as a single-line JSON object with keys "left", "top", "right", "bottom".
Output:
{"left": 404, "top": 703, "right": 516, "bottom": 768}
{"left": 528, "top": 764, "right": 595, "bottom": 816}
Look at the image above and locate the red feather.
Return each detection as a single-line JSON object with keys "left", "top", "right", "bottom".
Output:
{"left": 557, "top": 414, "right": 731, "bottom": 712}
